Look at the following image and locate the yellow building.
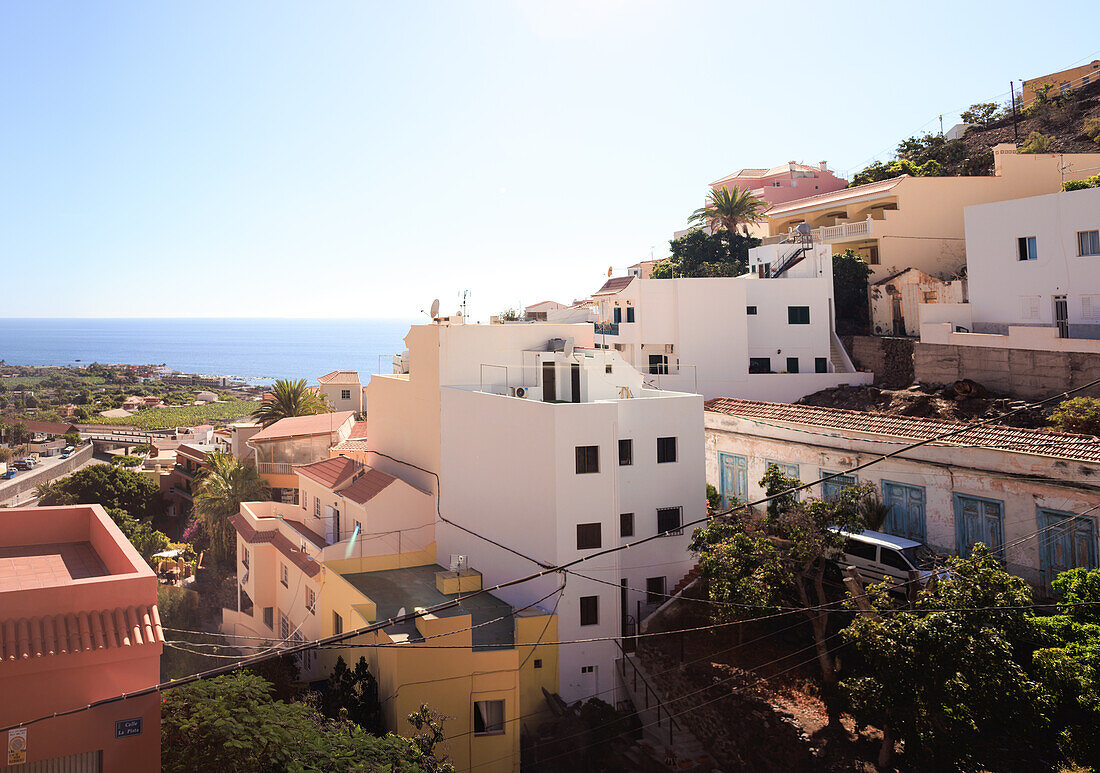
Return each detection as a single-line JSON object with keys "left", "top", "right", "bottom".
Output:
{"left": 221, "top": 457, "right": 558, "bottom": 773}
{"left": 1021, "top": 60, "right": 1100, "bottom": 103}
{"left": 762, "top": 143, "right": 1100, "bottom": 281}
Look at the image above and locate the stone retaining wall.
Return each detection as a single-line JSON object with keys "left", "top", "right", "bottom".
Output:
{"left": 914, "top": 343, "right": 1100, "bottom": 399}
{"left": 0, "top": 444, "right": 94, "bottom": 506}
{"left": 844, "top": 335, "right": 915, "bottom": 388}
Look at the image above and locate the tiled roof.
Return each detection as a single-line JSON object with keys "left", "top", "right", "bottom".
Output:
{"left": 332, "top": 439, "right": 371, "bottom": 453}
{"left": 764, "top": 176, "right": 907, "bottom": 217}
{"left": 349, "top": 421, "right": 368, "bottom": 439}
{"left": 22, "top": 420, "right": 78, "bottom": 435}
{"left": 341, "top": 468, "right": 396, "bottom": 505}
{"left": 1, "top": 605, "right": 163, "bottom": 662}
{"left": 318, "top": 370, "right": 361, "bottom": 385}
{"left": 229, "top": 515, "right": 322, "bottom": 577}
{"left": 704, "top": 398, "right": 1100, "bottom": 463}
{"left": 594, "top": 276, "right": 635, "bottom": 295}
{"left": 249, "top": 411, "right": 355, "bottom": 442}
{"left": 296, "top": 456, "right": 360, "bottom": 489}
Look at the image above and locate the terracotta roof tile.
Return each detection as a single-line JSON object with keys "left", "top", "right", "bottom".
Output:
{"left": 594, "top": 276, "right": 635, "bottom": 295}
{"left": 349, "top": 421, "right": 368, "bottom": 439}
{"left": 318, "top": 370, "right": 361, "bottom": 385}
{"left": 229, "top": 515, "right": 322, "bottom": 577}
{"left": 704, "top": 398, "right": 1100, "bottom": 463}
{"left": 296, "top": 456, "right": 360, "bottom": 489}
{"left": 341, "top": 468, "right": 396, "bottom": 505}
{"left": 0, "top": 605, "right": 163, "bottom": 662}
{"left": 22, "top": 420, "right": 79, "bottom": 435}
{"left": 764, "top": 176, "right": 907, "bottom": 217}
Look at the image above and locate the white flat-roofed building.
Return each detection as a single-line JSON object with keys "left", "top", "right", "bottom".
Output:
{"left": 366, "top": 321, "right": 704, "bottom": 702}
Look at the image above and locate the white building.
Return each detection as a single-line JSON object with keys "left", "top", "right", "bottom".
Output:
{"left": 366, "top": 321, "right": 704, "bottom": 702}
{"left": 318, "top": 370, "right": 365, "bottom": 414}
{"left": 590, "top": 240, "right": 872, "bottom": 401}
{"left": 705, "top": 397, "right": 1100, "bottom": 593}
{"left": 921, "top": 187, "right": 1100, "bottom": 352}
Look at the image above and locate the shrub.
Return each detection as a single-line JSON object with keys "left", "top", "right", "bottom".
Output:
{"left": 1049, "top": 397, "right": 1100, "bottom": 436}
{"left": 1085, "top": 117, "right": 1100, "bottom": 145}
{"left": 1065, "top": 174, "right": 1100, "bottom": 192}
{"left": 961, "top": 102, "right": 1005, "bottom": 125}
{"left": 1019, "top": 131, "right": 1055, "bottom": 154}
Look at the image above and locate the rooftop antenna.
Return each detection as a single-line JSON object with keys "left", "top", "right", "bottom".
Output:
{"left": 459, "top": 290, "right": 469, "bottom": 318}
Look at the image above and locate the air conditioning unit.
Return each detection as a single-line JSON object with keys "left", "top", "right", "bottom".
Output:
{"left": 449, "top": 554, "right": 468, "bottom": 572}
{"left": 511, "top": 386, "right": 528, "bottom": 399}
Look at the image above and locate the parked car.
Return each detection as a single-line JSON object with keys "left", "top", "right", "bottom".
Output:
{"left": 833, "top": 529, "right": 941, "bottom": 590}
{"left": 12, "top": 460, "right": 30, "bottom": 471}
{"left": 2, "top": 468, "right": 16, "bottom": 479}
{"left": 61, "top": 446, "right": 75, "bottom": 458}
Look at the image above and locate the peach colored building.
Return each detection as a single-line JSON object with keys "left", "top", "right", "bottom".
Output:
{"left": 0, "top": 505, "right": 162, "bottom": 772}
{"left": 1021, "top": 60, "right": 1100, "bottom": 103}
{"left": 710, "top": 161, "right": 849, "bottom": 207}
{"left": 245, "top": 411, "right": 355, "bottom": 503}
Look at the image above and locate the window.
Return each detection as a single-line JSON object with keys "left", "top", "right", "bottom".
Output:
{"left": 648, "top": 354, "right": 668, "bottom": 375}
{"left": 575, "top": 445, "right": 599, "bottom": 474}
{"left": 613, "top": 307, "right": 622, "bottom": 324}
{"left": 657, "top": 437, "right": 677, "bottom": 463}
{"left": 581, "top": 665, "right": 595, "bottom": 673}
{"left": 646, "top": 577, "right": 667, "bottom": 605}
{"left": 281, "top": 563, "right": 289, "bottom": 587}
{"left": 533, "top": 658, "right": 543, "bottom": 669}
{"left": 333, "top": 611, "right": 343, "bottom": 635}
{"left": 241, "top": 547, "right": 250, "bottom": 569}
{"left": 473, "top": 700, "right": 505, "bottom": 735}
{"left": 786, "top": 357, "right": 799, "bottom": 373}
{"left": 314, "top": 497, "right": 320, "bottom": 518}
{"left": 618, "top": 439, "right": 633, "bottom": 466}
{"left": 605, "top": 363, "right": 612, "bottom": 374}
{"left": 341, "top": 389, "right": 351, "bottom": 400}
{"left": 620, "top": 512, "right": 634, "bottom": 538}
{"left": 815, "top": 357, "right": 828, "bottom": 374}
{"left": 746, "top": 305, "right": 757, "bottom": 315}
{"left": 576, "top": 523, "right": 602, "bottom": 550}
{"left": 765, "top": 460, "right": 800, "bottom": 501}
{"left": 1083, "top": 295, "right": 1100, "bottom": 321}
{"left": 844, "top": 539, "right": 877, "bottom": 561}
{"left": 657, "top": 506, "right": 683, "bottom": 535}
{"left": 306, "top": 587, "right": 316, "bottom": 614}
{"left": 749, "top": 357, "right": 771, "bottom": 374}
{"left": 922, "top": 290, "right": 938, "bottom": 303}
{"left": 579, "top": 596, "right": 599, "bottom": 626}
{"left": 821, "top": 470, "right": 857, "bottom": 502}
{"left": 788, "top": 306, "right": 810, "bottom": 325}
{"left": 880, "top": 548, "right": 912, "bottom": 572}
{"left": 1079, "top": 230, "right": 1100, "bottom": 257}
{"left": 626, "top": 306, "right": 635, "bottom": 323}
{"left": 263, "top": 606, "right": 274, "bottom": 630}
{"left": 1017, "top": 236, "right": 1038, "bottom": 261}
{"left": 280, "top": 613, "right": 290, "bottom": 640}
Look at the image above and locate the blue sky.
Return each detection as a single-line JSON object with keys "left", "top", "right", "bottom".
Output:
{"left": 2, "top": 1, "right": 1098, "bottom": 321}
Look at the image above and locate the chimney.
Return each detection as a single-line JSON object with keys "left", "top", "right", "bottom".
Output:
{"left": 819, "top": 161, "right": 828, "bottom": 171}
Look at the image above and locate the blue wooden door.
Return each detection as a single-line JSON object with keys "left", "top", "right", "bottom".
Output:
{"left": 954, "top": 495, "right": 1004, "bottom": 560}
{"left": 1039, "top": 508, "right": 1098, "bottom": 586}
{"left": 882, "top": 482, "right": 926, "bottom": 542}
{"left": 718, "top": 453, "right": 748, "bottom": 507}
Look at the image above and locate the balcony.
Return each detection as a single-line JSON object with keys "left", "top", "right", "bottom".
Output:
{"left": 256, "top": 462, "right": 295, "bottom": 475}
{"left": 763, "top": 217, "right": 874, "bottom": 245}
{"left": 594, "top": 322, "right": 619, "bottom": 336}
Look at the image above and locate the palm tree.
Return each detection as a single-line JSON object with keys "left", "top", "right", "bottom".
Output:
{"left": 688, "top": 186, "right": 767, "bottom": 238}
{"left": 193, "top": 450, "right": 270, "bottom": 564}
{"left": 250, "top": 378, "right": 329, "bottom": 428}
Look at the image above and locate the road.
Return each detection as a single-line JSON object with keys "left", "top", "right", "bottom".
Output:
{"left": 6, "top": 451, "right": 111, "bottom": 507}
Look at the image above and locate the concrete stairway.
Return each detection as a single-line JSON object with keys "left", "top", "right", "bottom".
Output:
{"left": 617, "top": 652, "right": 721, "bottom": 772}
{"left": 829, "top": 335, "right": 853, "bottom": 373}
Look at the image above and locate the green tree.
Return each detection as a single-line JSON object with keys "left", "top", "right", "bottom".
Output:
{"left": 1050, "top": 397, "right": 1100, "bottom": 436}
{"left": 161, "top": 671, "right": 454, "bottom": 773}
{"left": 842, "top": 545, "right": 1049, "bottom": 770}
{"left": 688, "top": 186, "right": 766, "bottom": 238}
{"left": 319, "top": 656, "right": 384, "bottom": 734}
{"left": 832, "top": 249, "right": 873, "bottom": 334}
{"left": 650, "top": 228, "right": 757, "bottom": 279}
{"left": 193, "top": 450, "right": 270, "bottom": 564}
{"left": 250, "top": 378, "right": 330, "bottom": 427}
{"left": 38, "top": 464, "right": 165, "bottom": 520}
{"left": 961, "top": 102, "right": 1005, "bottom": 125}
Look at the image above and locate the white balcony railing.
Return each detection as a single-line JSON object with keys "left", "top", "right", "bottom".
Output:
{"left": 256, "top": 462, "right": 295, "bottom": 475}
{"left": 763, "top": 216, "right": 874, "bottom": 246}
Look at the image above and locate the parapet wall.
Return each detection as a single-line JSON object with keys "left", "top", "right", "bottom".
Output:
{"left": 913, "top": 343, "right": 1100, "bottom": 399}
{"left": 844, "top": 336, "right": 915, "bottom": 389}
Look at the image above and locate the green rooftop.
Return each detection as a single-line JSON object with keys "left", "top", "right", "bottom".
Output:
{"left": 339, "top": 564, "right": 516, "bottom": 650}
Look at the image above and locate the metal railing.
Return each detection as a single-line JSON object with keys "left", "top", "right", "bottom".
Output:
{"left": 256, "top": 462, "right": 295, "bottom": 475}
{"left": 762, "top": 217, "right": 875, "bottom": 245}
{"left": 614, "top": 638, "right": 680, "bottom": 747}
{"left": 594, "top": 322, "right": 619, "bottom": 336}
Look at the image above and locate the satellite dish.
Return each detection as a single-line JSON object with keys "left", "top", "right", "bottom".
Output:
{"left": 429, "top": 299, "right": 440, "bottom": 319}
{"left": 564, "top": 340, "right": 574, "bottom": 358}
{"left": 607, "top": 266, "right": 613, "bottom": 277}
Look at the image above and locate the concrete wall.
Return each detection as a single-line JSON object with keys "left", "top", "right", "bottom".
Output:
{"left": 0, "top": 443, "right": 93, "bottom": 506}
{"left": 914, "top": 341, "right": 1100, "bottom": 398}
{"left": 844, "top": 336, "right": 914, "bottom": 388}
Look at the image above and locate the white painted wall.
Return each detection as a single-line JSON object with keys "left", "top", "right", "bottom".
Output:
{"left": 965, "top": 187, "right": 1100, "bottom": 336}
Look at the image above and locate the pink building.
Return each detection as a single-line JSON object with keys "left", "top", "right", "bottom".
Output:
{"left": 0, "top": 505, "right": 162, "bottom": 771}
{"left": 710, "top": 161, "right": 848, "bottom": 207}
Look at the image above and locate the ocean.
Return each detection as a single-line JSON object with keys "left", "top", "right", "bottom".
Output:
{"left": 0, "top": 318, "right": 416, "bottom": 384}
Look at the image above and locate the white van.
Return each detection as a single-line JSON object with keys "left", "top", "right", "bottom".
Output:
{"left": 835, "top": 529, "right": 939, "bottom": 589}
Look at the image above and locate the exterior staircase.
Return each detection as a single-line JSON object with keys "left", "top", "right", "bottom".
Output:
{"left": 617, "top": 649, "right": 720, "bottom": 772}
{"left": 829, "top": 333, "right": 854, "bottom": 374}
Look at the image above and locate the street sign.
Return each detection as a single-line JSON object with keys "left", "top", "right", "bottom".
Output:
{"left": 7, "top": 728, "right": 27, "bottom": 765}
{"left": 115, "top": 718, "right": 142, "bottom": 739}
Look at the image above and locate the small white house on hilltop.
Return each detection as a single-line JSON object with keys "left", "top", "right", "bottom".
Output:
{"left": 590, "top": 239, "right": 872, "bottom": 401}
{"left": 317, "top": 370, "right": 365, "bottom": 414}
